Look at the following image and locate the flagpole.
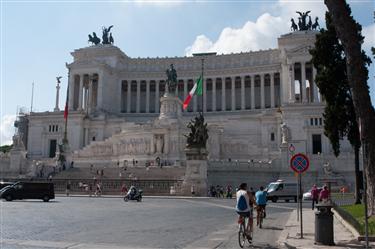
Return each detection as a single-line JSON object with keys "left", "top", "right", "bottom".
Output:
{"left": 201, "top": 58, "right": 204, "bottom": 117}
{"left": 192, "top": 52, "right": 216, "bottom": 117}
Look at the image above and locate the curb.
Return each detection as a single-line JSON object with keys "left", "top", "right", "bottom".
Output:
{"left": 277, "top": 210, "right": 294, "bottom": 247}
{"left": 333, "top": 209, "right": 375, "bottom": 242}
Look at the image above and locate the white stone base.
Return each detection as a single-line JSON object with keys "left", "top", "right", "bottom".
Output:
{"left": 181, "top": 147, "right": 208, "bottom": 196}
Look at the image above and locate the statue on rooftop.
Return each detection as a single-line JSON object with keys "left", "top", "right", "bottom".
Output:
{"left": 312, "top": 17, "right": 320, "bottom": 30}
{"left": 290, "top": 18, "right": 298, "bottom": 31}
{"left": 102, "top": 25, "right": 114, "bottom": 45}
{"left": 165, "top": 64, "right": 177, "bottom": 94}
{"left": 88, "top": 32, "right": 101, "bottom": 45}
{"left": 291, "top": 11, "right": 320, "bottom": 32}
{"left": 296, "top": 11, "right": 311, "bottom": 31}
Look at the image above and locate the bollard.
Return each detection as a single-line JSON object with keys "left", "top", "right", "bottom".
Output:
{"left": 315, "top": 203, "right": 335, "bottom": 246}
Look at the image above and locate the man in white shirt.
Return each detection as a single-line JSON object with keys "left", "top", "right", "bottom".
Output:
{"left": 235, "top": 183, "right": 255, "bottom": 239}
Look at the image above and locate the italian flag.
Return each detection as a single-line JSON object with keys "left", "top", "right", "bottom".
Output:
{"left": 183, "top": 75, "right": 203, "bottom": 110}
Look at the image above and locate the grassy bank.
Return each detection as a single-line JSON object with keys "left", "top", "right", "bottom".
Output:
{"left": 341, "top": 204, "right": 375, "bottom": 235}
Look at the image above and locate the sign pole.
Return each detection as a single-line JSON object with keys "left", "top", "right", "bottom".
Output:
{"left": 299, "top": 172, "right": 303, "bottom": 238}
{"left": 290, "top": 152, "right": 309, "bottom": 240}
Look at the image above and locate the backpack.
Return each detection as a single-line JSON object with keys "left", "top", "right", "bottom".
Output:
{"left": 237, "top": 195, "right": 248, "bottom": 211}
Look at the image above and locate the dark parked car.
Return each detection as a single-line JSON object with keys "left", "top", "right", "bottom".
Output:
{"left": 0, "top": 181, "right": 15, "bottom": 190}
{"left": 0, "top": 182, "right": 55, "bottom": 202}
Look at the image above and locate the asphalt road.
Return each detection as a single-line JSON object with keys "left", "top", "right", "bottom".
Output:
{"left": 0, "top": 197, "right": 309, "bottom": 249}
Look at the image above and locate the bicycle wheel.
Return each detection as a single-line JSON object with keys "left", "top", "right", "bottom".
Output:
{"left": 238, "top": 221, "right": 246, "bottom": 248}
{"left": 259, "top": 210, "right": 263, "bottom": 229}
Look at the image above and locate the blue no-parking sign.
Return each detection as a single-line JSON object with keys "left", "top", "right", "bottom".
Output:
{"left": 290, "top": 153, "right": 309, "bottom": 173}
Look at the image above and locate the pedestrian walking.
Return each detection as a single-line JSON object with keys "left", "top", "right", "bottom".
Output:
{"left": 319, "top": 185, "right": 330, "bottom": 203}
{"left": 311, "top": 184, "right": 319, "bottom": 209}
{"left": 121, "top": 183, "right": 127, "bottom": 195}
{"left": 66, "top": 181, "right": 71, "bottom": 196}
{"left": 226, "top": 185, "right": 233, "bottom": 198}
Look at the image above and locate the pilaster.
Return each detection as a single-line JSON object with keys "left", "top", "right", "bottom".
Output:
{"left": 270, "top": 73, "right": 275, "bottom": 108}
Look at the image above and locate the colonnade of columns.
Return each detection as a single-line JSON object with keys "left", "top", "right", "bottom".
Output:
{"left": 288, "top": 61, "right": 320, "bottom": 103}
{"left": 121, "top": 73, "right": 281, "bottom": 114}
{"left": 68, "top": 73, "right": 99, "bottom": 112}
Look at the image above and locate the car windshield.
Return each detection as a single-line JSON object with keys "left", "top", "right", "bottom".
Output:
{"left": 268, "top": 183, "right": 279, "bottom": 192}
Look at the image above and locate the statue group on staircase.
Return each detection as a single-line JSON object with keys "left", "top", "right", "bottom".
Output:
{"left": 291, "top": 11, "right": 320, "bottom": 31}
{"left": 88, "top": 25, "right": 114, "bottom": 45}
{"left": 185, "top": 113, "right": 209, "bottom": 149}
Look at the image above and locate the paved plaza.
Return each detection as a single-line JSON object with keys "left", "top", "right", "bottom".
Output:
{"left": 0, "top": 197, "right": 300, "bottom": 249}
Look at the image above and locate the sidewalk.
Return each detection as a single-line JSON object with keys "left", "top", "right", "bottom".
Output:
{"left": 278, "top": 208, "right": 374, "bottom": 249}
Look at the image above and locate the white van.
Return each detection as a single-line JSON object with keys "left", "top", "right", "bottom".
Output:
{"left": 266, "top": 180, "right": 298, "bottom": 203}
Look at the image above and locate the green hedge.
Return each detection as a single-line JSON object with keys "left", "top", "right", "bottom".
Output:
{"left": 335, "top": 204, "right": 375, "bottom": 235}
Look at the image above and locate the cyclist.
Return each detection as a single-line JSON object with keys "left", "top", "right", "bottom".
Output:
{"left": 235, "top": 183, "right": 253, "bottom": 239}
{"left": 255, "top": 186, "right": 267, "bottom": 226}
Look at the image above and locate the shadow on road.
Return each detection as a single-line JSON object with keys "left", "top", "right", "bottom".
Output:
{"left": 259, "top": 226, "right": 283, "bottom": 231}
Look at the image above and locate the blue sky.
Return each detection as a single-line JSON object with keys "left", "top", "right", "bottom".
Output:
{"left": 1, "top": 0, "right": 374, "bottom": 145}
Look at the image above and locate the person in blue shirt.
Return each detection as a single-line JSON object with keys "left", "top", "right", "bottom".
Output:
{"left": 255, "top": 186, "right": 268, "bottom": 226}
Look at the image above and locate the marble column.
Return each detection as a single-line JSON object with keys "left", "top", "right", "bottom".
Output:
{"left": 183, "top": 79, "right": 187, "bottom": 112}
{"left": 88, "top": 75, "right": 93, "bottom": 113}
{"left": 203, "top": 78, "right": 207, "bottom": 112}
{"left": 301, "top": 62, "right": 307, "bottom": 103}
{"left": 127, "top": 80, "right": 131, "bottom": 113}
{"left": 221, "top": 77, "right": 225, "bottom": 111}
{"left": 68, "top": 73, "right": 74, "bottom": 110}
{"left": 212, "top": 78, "right": 216, "bottom": 111}
{"left": 260, "top": 74, "right": 265, "bottom": 109}
{"left": 97, "top": 72, "right": 103, "bottom": 110}
{"left": 193, "top": 78, "right": 198, "bottom": 112}
{"left": 54, "top": 80, "right": 60, "bottom": 112}
{"left": 231, "top": 77, "right": 235, "bottom": 111}
{"left": 78, "top": 75, "right": 83, "bottom": 111}
{"left": 289, "top": 64, "right": 295, "bottom": 103}
{"left": 240, "top": 76, "right": 245, "bottom": 110}
{"left": 155, "top": 80, "right": 160, "bottom": 112}
{"left": 270, "top": 73, "right": 275, "bottom": 108}
{"left": 146, "top": 80, "right": 150, "bottom": 113}
{"left": 136, "top": 80, "right": 140, "bottom": 113}
{"left": 312, "top": 67, "right": 319, "bottom": 103}
{"left": 251, "top": 75, "right": 255, "bottom": 109}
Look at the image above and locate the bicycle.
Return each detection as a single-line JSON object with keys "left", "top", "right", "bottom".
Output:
{"left": 257, "top": 205, "right": 266, "bottom": 229}
{"left": 238, "top": 215, "right": 253, "bottom": 248}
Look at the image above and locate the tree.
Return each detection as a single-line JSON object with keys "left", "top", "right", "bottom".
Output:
{"left": 310, "top": 13, "right": 367, "bottom": 204}
{"left": 324, "top": 0, "right": 375, "bottom": 216}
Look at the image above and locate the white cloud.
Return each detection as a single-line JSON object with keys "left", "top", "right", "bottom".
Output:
{"left": 0, "top": 115, "right": 16, "bottom": 146}
{"left": 134, "top": 0, "right": 183, "bottom": 6}
{"left": 185, "top": 0, "right": 327, "bottom": 56}
{"left": 363, "top": 23, "right": 375, "bottom": 52}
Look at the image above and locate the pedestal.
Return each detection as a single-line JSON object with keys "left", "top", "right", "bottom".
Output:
{"left": 159, "top": 94, "right": 181, "bottom": 121}
{"left": 181, "top": 147, "right": 208, "bottom": 196}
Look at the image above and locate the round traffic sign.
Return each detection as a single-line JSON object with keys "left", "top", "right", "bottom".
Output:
{"left": 290, "top": 153, "right": 309, "bottom": 173}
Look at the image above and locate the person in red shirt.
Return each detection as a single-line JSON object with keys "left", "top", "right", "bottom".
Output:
{"left": 319, "top": 185, "right": 330, "bottom": 203}
{"left": 311, "top": 184, "right": 319, "bottom": 209}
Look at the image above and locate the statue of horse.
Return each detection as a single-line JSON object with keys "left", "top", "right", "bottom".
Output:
{"left": 290, "top": 18, "right": 298, "bottom": 31}
{"left": 88, "top": 32, "right": 101, "bottom": 45}
{"left": 312, "top": 17, "right": 320, "bottom": 30}
{"left": 307, "top": 16, "right": 312, "bottom": 30}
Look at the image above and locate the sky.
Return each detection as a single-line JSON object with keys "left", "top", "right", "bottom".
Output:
{"left": 0, "top": 0, "right": 374, "bottom": 145}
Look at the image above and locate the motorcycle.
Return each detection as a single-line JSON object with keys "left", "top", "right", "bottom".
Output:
{"left": 124, "top": 186, "right": 143, "bottom": 202}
